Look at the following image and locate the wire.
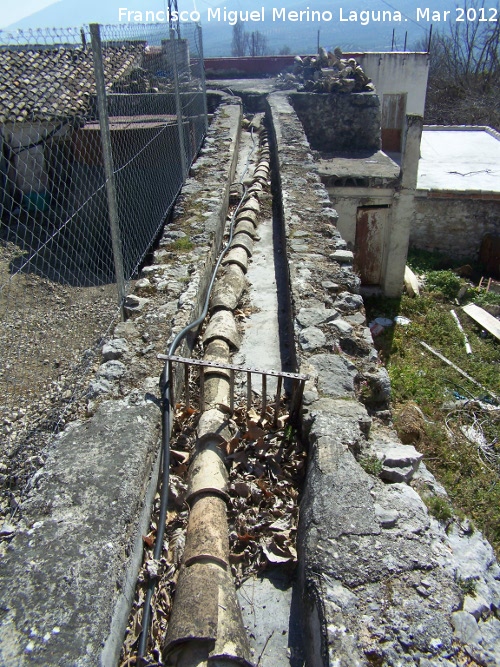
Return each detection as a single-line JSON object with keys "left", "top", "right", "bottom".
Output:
{"left": 137, "top": 123, "right": 257, "bottom": 663}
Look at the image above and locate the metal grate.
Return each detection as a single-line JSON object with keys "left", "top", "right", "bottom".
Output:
{"left": 159, "top": 354, "right": 308, "bottom": 426}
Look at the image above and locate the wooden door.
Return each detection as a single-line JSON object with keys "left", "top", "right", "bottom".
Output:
{"left": 354, "top": 207, "right": 388, "bottom": 285}
{"left": 381, "top": 93, "right": 407, "bottom": 152}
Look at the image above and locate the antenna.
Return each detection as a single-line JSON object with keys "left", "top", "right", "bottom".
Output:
{"left": 168, "top": 0, "right": 180, "bottom": 36}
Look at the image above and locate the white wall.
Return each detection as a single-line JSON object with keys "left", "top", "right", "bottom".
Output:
{"left": 354, "top": 52, "right": 430, "bottom": 117}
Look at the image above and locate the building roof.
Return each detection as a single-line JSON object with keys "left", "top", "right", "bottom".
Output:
{"left": 0, "top": 45, "right": 144, "bottom": 124}
{"left": 417, "top": 126, "right": 500, "bottom": 194}
{"left": 317, "top": 149, "right": 400, "bottom": 188}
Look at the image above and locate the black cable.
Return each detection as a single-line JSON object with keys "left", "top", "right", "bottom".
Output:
{"left": 137, "top": 124, "right": 257, "bottom": 664}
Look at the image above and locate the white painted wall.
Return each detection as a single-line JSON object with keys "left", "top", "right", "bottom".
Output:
{"left": 354, "top": 52, "right": 430, "bottom": 117}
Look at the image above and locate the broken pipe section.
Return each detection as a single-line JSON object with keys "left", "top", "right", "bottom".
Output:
{"left": 163, "top": 119, "right": 270, "bottom": 667}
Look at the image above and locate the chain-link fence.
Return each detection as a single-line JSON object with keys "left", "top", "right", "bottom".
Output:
{"left": 0, "top": 22, "right": 207, "bottom": 516}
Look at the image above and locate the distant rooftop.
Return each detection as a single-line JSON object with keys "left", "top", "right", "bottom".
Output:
{"left": 0, "top": 45, "right": 144, "bottom": 123}
{"left": 417, "top": 126, "right": 500, "bottom": 194}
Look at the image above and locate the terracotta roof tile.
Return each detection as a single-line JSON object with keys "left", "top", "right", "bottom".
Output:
{"left": 0, "top": 44, "right": 144, "bottom": 123}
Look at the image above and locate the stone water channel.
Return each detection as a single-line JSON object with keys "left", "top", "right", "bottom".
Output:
{"left": 1, "top": 91, "right": 500, "bottom": 667}
{"left": 122, "top": 114, "right": 307, "bottom": 666}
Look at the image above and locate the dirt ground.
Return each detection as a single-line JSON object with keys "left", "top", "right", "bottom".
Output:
{"left": 0, "top": 231, "right": 120, "bottom": 521}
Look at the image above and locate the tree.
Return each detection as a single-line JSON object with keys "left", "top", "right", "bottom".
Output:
{"left": 231, "top": 21, "right": 249, "bottom": 57}
{"left": 418, "top": 1, "right": 500, "bottom": 129}
{"left": 279, "top": 45, "right": 291, "bottom": 55}
{"left": 249, "top": 31, "right": 268, "bottom": 56}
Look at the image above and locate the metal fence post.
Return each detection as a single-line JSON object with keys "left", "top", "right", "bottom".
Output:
{"left": 89, "top": 23, "right": 126, "bottom": 317}
{"left": 170, "top": 28, "right": 188, "bottom": 179}
{"left": 197, "top": 24, "right": 209, "bottom": 133}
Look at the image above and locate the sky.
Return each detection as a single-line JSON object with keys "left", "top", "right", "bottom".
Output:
{"left": 0, "top": 0, "right": 219, "bottom": 28}
{"left": 0, "top": 0, "right": 60, "bottom": 28}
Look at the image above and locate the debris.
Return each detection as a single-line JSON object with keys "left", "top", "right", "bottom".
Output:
{"left": 420, "top": 341, "right": 498, "bottom": 403}
{"left": 369, "top": 322, "right": 384, "bottom": 337}
{"left": 394, "top": 316, "right": 411, "bottom": 326}
{"left": 450, "top": 309, "right": 472, "bottom": 355}
{"left": 404, "top": 265, "right": 420, "bottom": 297}
{"left": 462, "top": 303, "right": 500, "bottom": 342}
{"left": 374, "top": 317, "right": 393, "bottom": 327}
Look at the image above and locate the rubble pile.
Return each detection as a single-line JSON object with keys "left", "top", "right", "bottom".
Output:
{"left": 276, "top": 46, "right": 374, "bottom": 93}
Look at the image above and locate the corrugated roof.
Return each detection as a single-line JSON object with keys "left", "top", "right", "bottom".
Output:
{"left": 0, "top": 44, "right": 144, "bottom": 123}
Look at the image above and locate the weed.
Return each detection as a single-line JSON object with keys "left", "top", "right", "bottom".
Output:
{"left": 425, "top": 270, "right": 463, "bottom": 300}
{"left": 424, "top": 495, "right": 453, "bottom": 523}
{"left": 172, "top": 237, "right": 193, "bottom": 252}
{"left": 456, "top": 576, "right": 477, "bottom": 597}
{"left": 407, "top": 248, "right": 458, "bottom": 272}
{"left": 359, "top": 454, "right": 383, "bottom": 476}
{"left": 467, "top": 288, "right": 500, "bottom": 309}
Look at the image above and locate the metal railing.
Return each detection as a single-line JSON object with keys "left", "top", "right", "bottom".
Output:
{"left": 0, "top": 22, "right": 207, "bottom": 513}
{"left": 159, "top": 354, "right": 307, "bottom": 426}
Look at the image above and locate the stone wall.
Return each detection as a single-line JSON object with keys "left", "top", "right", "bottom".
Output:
{"left": 412, "top": 194, "right": 500, "bottom": 260}
{"left": 289, "top": 91, "right": 381, "bottom": 151}
{"left": 267, "top": 91, "right": 500, "bottom": 667}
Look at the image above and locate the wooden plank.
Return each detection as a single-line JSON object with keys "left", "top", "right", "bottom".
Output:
{"left": 462, "top": 303, "right": 500, "bottom": 342}
{"left": 404, "top": 265, "right": 420, "bottom": 297}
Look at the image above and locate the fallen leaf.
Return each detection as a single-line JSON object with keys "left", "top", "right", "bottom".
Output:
{"left": 226, "top": 436, "right": 241, "bottom": 455}
{"left": 244, "top": 420, "right": 267, "bottom": 441}
{"left": 145, "top": 559, "right": 160, "bottom": 579}
{"left": 232, "top": 481, "right": 251, "bottom": 497}
{"left": 171, "top": 449, "right": 190, "bottom": 464}
{"left": 256, "top": 479, "right": 274, "bottom": 498}
{"left": 237, "top": 532, "right": 256, "bottom": 542}
{"left": 268, "top": 517, "right": 290, "bottom": 532}
{"left": 262, "top": 541, "right": 294, "bottom": 564}
{"left": 142, "top": 534, "right": 155, "bottom": 547}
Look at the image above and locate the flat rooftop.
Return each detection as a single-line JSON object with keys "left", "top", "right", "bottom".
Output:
{"left": 417, "top": 126, "right": 500, "bottom": 194}
{"left": 317, "top": 149, "right": 400, "bottom": 186}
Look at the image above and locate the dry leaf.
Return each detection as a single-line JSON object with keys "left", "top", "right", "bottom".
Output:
{"left": 171, "top": 449, "right": 190, "bottom": 464}
{"left": 244, "top": 420, "right": 267, "bottom": 441}
{"left": 226, "top": 436, "right": 241, "bottom": 455}
{"left": 232, "top": 481, "right": 251, "bottom": 497}
{"left": 168, "top": 528, "right": 186, "bottom": 566}
{"left": 142, "top": 534, "right": 155, "bottom": 548}
{"left": 145, "top": 559, "right": 160, "bottom": 579}
{"left": 262, "top": 541, "right": 294, "bottom": 564}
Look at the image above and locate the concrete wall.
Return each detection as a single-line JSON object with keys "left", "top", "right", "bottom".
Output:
{"left": 205, "top": 55, "right": 295, "bottom": 77}
{"left": 355, "top": 52, "right": 429, "bottom": 117}
{"left": 412, "top": 194, "right": 500, "bottom": 260}
{"left": 289, "top": 91, "right": 381, "bottom": 151}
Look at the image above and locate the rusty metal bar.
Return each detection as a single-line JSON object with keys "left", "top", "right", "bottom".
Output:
{"left": 229, "top": 368, "right": 235, "bottom": 414}
{"left": 184, "top": 363, "right": 190, "bottom": 410}
{"left": 289, "top": 378, "right": 305, "bottom": 427}
{"left": 246, "top": 371, "right": 252, "bottom": 411}
{"left": 199, "top": 367, "right": 205, "bottom": 412}
{"left": 158, "top": 354, "right": 308, "bottom": 381}
{"left": 160, "top": 354, "right": 308, "bottom": 422}
{"left": 167, "top": 359, "right": 174, "bottom": 408}
{"left": 261, "top": 375, "right": 267, "bottom": 419}
{"left": 274, "top": 376, "right": 283, "bottom": 427}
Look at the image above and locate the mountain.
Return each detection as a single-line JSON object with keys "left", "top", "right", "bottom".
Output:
{"left": 3, "top": 0, "right": 454, "bottom": 55}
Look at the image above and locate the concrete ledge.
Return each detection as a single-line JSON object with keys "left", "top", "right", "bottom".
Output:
{"left": 0, "top": 398, "right": 160, "bottom": 665}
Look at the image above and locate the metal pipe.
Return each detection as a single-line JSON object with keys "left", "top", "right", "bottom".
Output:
{"left": 89, "top": 24, "right": 126, "bottom": 316}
